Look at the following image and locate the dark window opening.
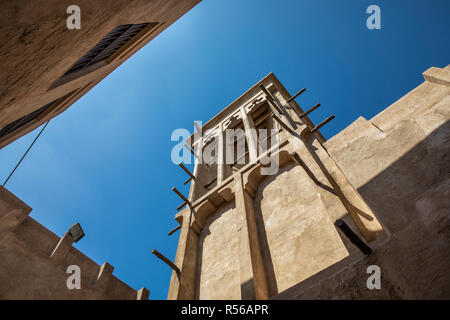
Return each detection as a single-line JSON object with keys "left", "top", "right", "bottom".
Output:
{"left": 62, "top": 23, "right": 154, "bottom": 77}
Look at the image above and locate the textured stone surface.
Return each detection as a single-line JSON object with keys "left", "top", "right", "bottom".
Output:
{"left": 254, "top": 163, "right": 348, "bottom": 295}
{"left": 196, "top": 202, "right": 240, "bottom": 299}
{"left": 0, "top": 0, "right": 200, "bottom": 149}
{"left": 0, "top": 186, "right": 145, "bottom": 300}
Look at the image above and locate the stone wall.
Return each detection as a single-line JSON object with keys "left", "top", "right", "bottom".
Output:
{"left": 254, "top": 163, "right": 348, "bottom": 296}
{"left": 196, "top": 201, "right": 240, "bottom": 299}
{"left": 0, "top": 0, "right": 200, "bottom": 149}
{"left": 0, "top": 186, "right": 148, "bottom": 299}
{"left": 275, "top": 65, "right": 450, "bottom": 299}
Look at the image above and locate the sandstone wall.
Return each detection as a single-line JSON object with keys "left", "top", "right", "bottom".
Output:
{"left": 276, "top": 65, "right": 450, "bottom": 299}
{"left": 0, "top": 186, "right": 147, "bottom": 300}
{"left": 196, "top": 201, "right": 240, "bottom": 299}
{"left": 254, "top": 163, "right": 348, "bottom": 296}
{"left": 0, "top": 0, "right": 200, "bottom": 149}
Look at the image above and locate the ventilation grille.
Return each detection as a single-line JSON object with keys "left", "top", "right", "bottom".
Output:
{"left": 0, "top": 101, "right": 54, "bottom": 139}
{"left": 62, "top": 23, "right": 152, "bottom": 76}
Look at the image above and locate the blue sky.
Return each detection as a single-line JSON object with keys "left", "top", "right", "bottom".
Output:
{"left": 0, "top": 0, "right": 449, "bottom": 299}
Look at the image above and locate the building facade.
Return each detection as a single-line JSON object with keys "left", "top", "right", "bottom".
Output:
{"left": 168, "top": 65, "right": 450, "bottom": 299}
{"left": 0, "top": 0, "right": 200, "bottom": 299}
{"left": 0, "top": 0, "right": 200, "bottom": 149}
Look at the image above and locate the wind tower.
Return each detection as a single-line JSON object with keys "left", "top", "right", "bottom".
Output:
{"left": 160, "top": 72, "right": 384, "bottom": 300}
{"left": 154, "top": 66, "right": 450, "bottom": 300}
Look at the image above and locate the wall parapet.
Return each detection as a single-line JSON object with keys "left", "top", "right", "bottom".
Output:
{"left": 0, "top": 186, "right": 149, "bottom": 300}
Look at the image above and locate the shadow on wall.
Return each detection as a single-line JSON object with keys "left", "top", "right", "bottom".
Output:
{"left": 358, "top": 120, "right": 450, "bottom": 233}
{"left": 274, "top": 119, "right": 450, "bottom": 299}
{"left": 251, "top": 164, "right": 295, "bottom": 297}
{"left": 252, "top": 159, "right": 355, "bottom": 298}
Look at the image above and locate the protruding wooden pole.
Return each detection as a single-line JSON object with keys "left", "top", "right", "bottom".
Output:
{"left": 287, "top": 88, "right": 306, "bottom": 103}
{"left": 178, "top": 163, "right": 195, "bottom": 180}
{"left": 176, "top": 202, "right": 187, "bottom": 211}
{"left": 259, "top": 84, "right": 283, "bottom": 114}
{"left": 311, "top": 115, "right": 335, "bottom": 133}
{"left": 258, "top": 83, "right": 274, "bottom": 99}
{"left": 172, "top": 187, "right": 190, "bottom": 204}
{"left": 168, "top": 225, "right": 182, "bottom": 236}
{"left": 299, "top": 103, "right": 321, "bottom": 118}
{"left": 271, "top": 111, "right": 294, "bottom": 134}
{"left": 335, "top": 220, "right": 372, "bottom": 255}
{"left": 152, "top": 249, "right": 180, "bottom": 273}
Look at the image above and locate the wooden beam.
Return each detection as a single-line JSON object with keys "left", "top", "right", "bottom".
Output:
{"left": 287, "top": 88, "right": 306, "bottom": 103}
{"left": 300, "top": 103, "right": 321, "bottom": 118}
{"left": 259, "top": 84, "right": 282, "bottom": 113}
{"left": 168, "top": 225, "right": 182, "bottom": 236}
{"left": 178, "top": 163, "right": 195, "bottom": 180}
{"left": 176, "top": 201, "right": 187, "bottom": 211}
{"left": 172, "top": 187, "right": 191, "bottom": 206}
{"left": 183, "top": 177, "right": 193, "bottom": 185}
{"left": 311, "top": 115, "right": 335, "bottom": 133}
{"left": 271, "top": 110, "right": 294, "bottom": 134}
{"left": 152, "top": 249, "right": 180, "bottom": 273}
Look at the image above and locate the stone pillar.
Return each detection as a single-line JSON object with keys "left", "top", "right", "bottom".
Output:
{"left": 167, "top": 209, "right": 198, "bottom": 300}
{"left": 193, "top": 129, "right": 204, "bottom": 165}
{"left": 240, "top": 107, "right": 258, "bottom": 163}
{"left": 137, "top": 287, "right": 150, "bottom": 300}
{"left": 189, "top": 137, "right": 205, "bottom": 201}
{"left": 188, "top": 151, "right": 201, "bottom": 201}
{"left": 235, "top": 173, "right": 268, "bottom": 300}
{"left": 265, "top": 113, "right": 281, "bottom": 151}
{"left": 217, "top": 123, "right": 225, "bottom": 184}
